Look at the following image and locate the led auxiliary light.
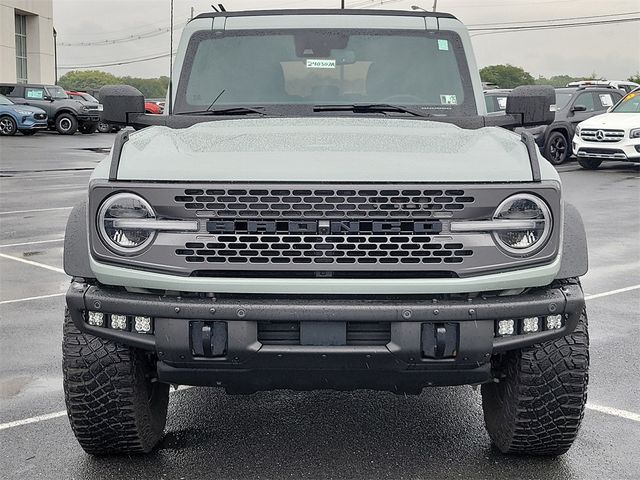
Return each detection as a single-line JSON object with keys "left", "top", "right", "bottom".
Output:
{"left": 110, "top": 314, "right": 128, "bottom": 331}
{"left": 546, "top": 315, "right": 563, "bottom": 330}
{"left": 134, "top": 316, "right": 153, "bottom": 334}
{"left": 522, "top": 317, "right": 540, "bottom": 333}
{"left": 87, "top": 311, "right": 104, "bottom": 327}
{"left": 497, "top": 319, "right": 515, "bottom": 336}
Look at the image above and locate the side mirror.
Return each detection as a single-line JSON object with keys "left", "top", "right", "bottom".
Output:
{"left": 44, "top": 95, "right": 53, "bottom": 101}
{"left": 99, "top": 85, "right": 145, "bottom": 125}
{"left": 506, "top": 85, "right": 555, "bottom": 126}
{"left": 571, "top": 105, "right": 587, "bottom": 112}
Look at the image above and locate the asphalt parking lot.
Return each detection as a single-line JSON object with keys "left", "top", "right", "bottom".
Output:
{"left": 0, "top": 132, "right": 639, "bottom": 480}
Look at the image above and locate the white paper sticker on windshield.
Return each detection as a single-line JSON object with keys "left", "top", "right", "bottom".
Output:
{"left": 438, "top": 39, "right": 449, "bottom": 51}
{"left": 440, "top": 94, "right": 457, "bottom": 105}
{"left": 306, "top": 59, "right": 336, "bottom": 69}
{"left": 599, "top": 94, "right": 614, "bottom": 107}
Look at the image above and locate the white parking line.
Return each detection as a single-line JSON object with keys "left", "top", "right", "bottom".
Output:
{"left": 0, "top": 386, "right": 193, "bottom": 432}
{"left": 0, "top": 292, "right": 65, "bottom": 305}
{"left": 0, "top": 252, "right": 65, "bottom": 274}
{"left": 586, "top": 404, "right": 640, "bottom": 422}
{"left": 0, "top": 411, "right": 67, "bottom": 432}
{"left": 0, "top": 238, "right": 64, "bottom": 248}
{"left": 585, "top": 284, "right": 640, "bottom": 301}
{"left": 0, "top": 206, "right": 73, "bottom": 215}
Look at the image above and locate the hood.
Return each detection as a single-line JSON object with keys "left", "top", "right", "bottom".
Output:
{"left": 579, "top": 112, "right": 639, "bottom": 130}
{"left": 116, "top": 118, "right": 536, "bottom": 182}
{"left": 1, "top": 104, "right": 46, "bottom": 114}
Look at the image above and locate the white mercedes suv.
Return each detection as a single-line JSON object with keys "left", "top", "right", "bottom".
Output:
{"left": 573, "top": 90, "right": 640, "bottom": 169}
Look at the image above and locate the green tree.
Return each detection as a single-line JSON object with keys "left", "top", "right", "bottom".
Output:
{"left": 535, "top": 74, "right": 581, "bottom": 88}
{"left": 479, "top": 64, "right": 535, "bottom": 89}
{"left": 58, "top": 70, "right": 119, "bottom": 91}
{"left": 628, "top": 73, "right": 640, "bottom": 84}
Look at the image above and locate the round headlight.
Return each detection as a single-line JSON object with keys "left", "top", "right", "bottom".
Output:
{"left": 492, "top": 194, "right": 552, "bottom": 256}
{"left": 98, "top": 193, "right": 155, "bottom": 254}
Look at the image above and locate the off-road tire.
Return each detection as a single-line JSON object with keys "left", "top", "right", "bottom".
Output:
{"left": 0, "top": 115, "right": 17, "bottom": 136}
{"left": 543, "top": 131, "right": 570, "bottom": 165}
{"left": 481, "top": 309, "right": 589, "bottom": 456}
{"left": 55, "top": 113, "right": 78, "bottom": 135}
{"left": 577, "top": 158, "right": 602, "bottom": 170}
{"left": 63, "top": 311, "right": 169, "bottom": 455}
{"left": 79, "top": 123, "right": 98, "bottom": 134}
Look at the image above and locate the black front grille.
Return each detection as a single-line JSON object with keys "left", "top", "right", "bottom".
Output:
{"left": 174, "top": 188, "right": 474, "bottom": 218}
{"left": 175, "top": 236, "right": 473, "bottom": 266}
{"left": 257, "top": 321, "right": 391, "bottom": 346}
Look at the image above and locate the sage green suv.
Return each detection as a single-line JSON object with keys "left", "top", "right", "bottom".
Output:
{"left": 62, "top": 8, "right": 589, "bottom": 457}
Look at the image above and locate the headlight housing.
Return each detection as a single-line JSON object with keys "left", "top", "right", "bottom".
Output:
{"left": 98, "top": 193, "right": 156, "bottom": 254}
{"left": 630, "top": 128, "right": 640, "bottom": 139}
{"left": 492, "top": 194, "right": 552, "bottom": 256}
{"left": 575, "top": 125, "right": 581, "bottom": 137}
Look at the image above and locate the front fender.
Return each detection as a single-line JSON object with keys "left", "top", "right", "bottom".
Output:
{"left": 64, "top": 202, "right": 93, "bottom": 278}
{"left": 556, "top": 202, "right": 588, "bottom": 279}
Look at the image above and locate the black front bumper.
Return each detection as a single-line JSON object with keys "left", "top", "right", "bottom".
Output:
{"left": 66, "top": 282, "right": 584, "bottom": 393}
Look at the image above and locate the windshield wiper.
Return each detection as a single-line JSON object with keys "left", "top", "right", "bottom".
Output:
{"left": 314, "top": 103, "right": 432, "bottom": 117}
{"left": 176, "top": 106, "right": 269, "bottom": 116}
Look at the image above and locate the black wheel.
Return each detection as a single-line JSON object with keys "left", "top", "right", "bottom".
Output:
{"left": 63, "top": 311, "right": 169, "bottom": 455}
{"left": 577, "top": 158, "right": 602, "bottom": 170}
{"left": 481, "top": 308, "right": 589, "bottom": 456}
{"left": 55, "top": 113, "right": 78, "bottom": 135}
{"left": 0, "top": 115, "right": 17, "bottom": 136}
{"left": 543, "top": 131, "right": 570, "bottom": 165}
{"left": 97, "top": 122, "right": 111, "bottom": 133}
{"left": 20, "top": 130, "right": 37, "bottom": 135}
{"left": 79, "top": 123, "right": 98, "bottom": 134}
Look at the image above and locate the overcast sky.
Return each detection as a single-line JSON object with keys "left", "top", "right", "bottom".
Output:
{"left": 53, "top": 0, "right": 640, "bottom": 80}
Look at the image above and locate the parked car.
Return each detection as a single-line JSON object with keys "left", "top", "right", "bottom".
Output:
{"left": 484, "top": 89, "right": 511, "bottom": 114}
{"left": 526, "top": 86, "right": 624, "bottom": 164}
{"left": 0, "top": 94, "right": 48, "bottom": 136}
{"left": 65, "top": 8, "right": 590, "bottom": 457}
{"left": 566, "top": 80, "right": 640, "bottom": 94}
{"left": 573, "top": 89, "right": 640, "bottom": 169}
{"left": 0, "top": 83, "right": 101, "bottom": 135}
{"left": 66, "top": 91, "right": 104, "bottom": 134}
{"left": 145, "top": 99, "right": 165, "bottom": 114}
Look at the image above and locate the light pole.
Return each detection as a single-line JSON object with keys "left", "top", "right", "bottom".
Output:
{"left": 53, "top": 27, "right": 58, "bottom": 84}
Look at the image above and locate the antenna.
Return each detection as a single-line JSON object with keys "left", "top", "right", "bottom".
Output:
{"left": 341, "top": 0, "right": 345, "bottom": 8}
{"left": 218, "top": 3, "right": 226, "bottom": 11}
{"left": 211, "top": 4, "right": 219, "bottom": 12}
{"left": 168, "top": 0, "right": 174, "bottom": 115}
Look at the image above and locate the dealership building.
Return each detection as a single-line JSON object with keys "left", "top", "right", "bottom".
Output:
{"left": 0, "top": 0, "right": 55, "bottom": 84}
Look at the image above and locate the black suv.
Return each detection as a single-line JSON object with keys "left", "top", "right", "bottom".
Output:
{"left": 0, "top": 83, "right": 101, "bottom": 135}
{"left": 529, "top": 86, "right": 623, "bottom": 164}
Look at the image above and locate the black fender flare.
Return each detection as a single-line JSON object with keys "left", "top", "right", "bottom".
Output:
{"left": 556, "top": 202, "right": 588, "bottom": 280}
{"left": 64, "top": 202, "right": 93, "bottom": 278}
{"left": 543, "top": 122, "right": 573, "bottom": 148}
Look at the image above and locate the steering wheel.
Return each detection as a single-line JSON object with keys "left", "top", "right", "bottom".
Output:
{"left": 381, "top": 94, "right": 425, "bottom": 104}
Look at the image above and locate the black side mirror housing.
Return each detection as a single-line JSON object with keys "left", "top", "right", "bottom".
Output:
{"left": 99, "top": 85, "right": 145, "bottom": 125}
{"left": 571, "top": 105, "right": 587, "bottom": 112}
{"left": 506, "top": 85, "right": 555, "bottom": 126}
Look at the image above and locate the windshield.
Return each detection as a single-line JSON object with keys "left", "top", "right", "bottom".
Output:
{"left": 555, "top": 92, "right": 573, "bottom": 110}
{"left": 0, "top": 94, "right": 13, "bottom": 105}
{"left": 611, "top": 92, "right": 640, "bottom": 113}
{"left": 175, "top": 29, "right": 475, "bottom": 116}
{"left": 46, "top": 86, "right": 69, "bottom": 99}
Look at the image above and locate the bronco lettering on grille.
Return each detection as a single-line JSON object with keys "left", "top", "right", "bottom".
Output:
{"left": 206, "top": 220, "right": 443, "bottom": 235}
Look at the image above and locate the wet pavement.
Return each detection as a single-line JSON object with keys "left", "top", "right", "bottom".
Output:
{"left": 0, "top": 131, "right": 639, "bottom": 479}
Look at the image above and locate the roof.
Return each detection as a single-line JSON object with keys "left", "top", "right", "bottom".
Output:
{"left": 193, "top": 9, "right": 457, "bottom": 21}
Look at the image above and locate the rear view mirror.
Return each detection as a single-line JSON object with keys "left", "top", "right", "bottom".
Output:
{"left": 331, "top": 49, "right": 356, "bottom": 65}
{"left": 506, "top": 85, "right": 555, "bottom": 126}
{"left": 99, "top": 85, "right": 145, "bottom": 125}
